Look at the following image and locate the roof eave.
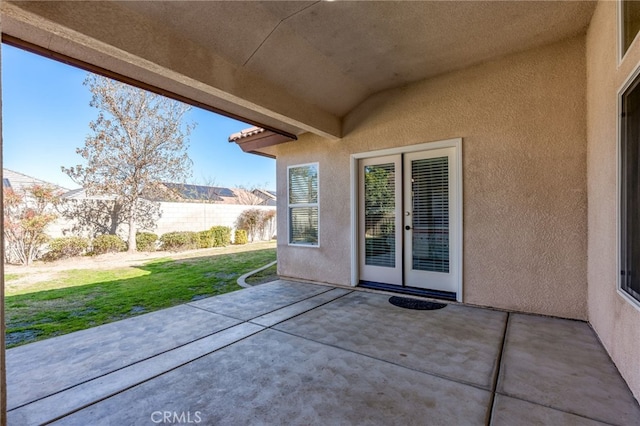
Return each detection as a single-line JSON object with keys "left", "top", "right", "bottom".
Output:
{"left": 229, "top": 129, "right": 296, "bottom": 158}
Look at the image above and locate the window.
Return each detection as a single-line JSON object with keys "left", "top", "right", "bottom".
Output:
{"left": 620, "top": 72, "right": 640, "bottom": 305}
{"left": 288, "top": 163, "right": 319, "bottom": 246}
{"left": 622, "top": 0, "right": 640, "bottom": 57}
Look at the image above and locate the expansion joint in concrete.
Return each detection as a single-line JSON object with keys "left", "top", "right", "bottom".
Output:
{"left": 487, "top": 311, "right": 510, "bottom": 424}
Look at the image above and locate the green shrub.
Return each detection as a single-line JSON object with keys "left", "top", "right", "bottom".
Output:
{"left": 136, "top": 232, "right": 158, "bottom": 252}
{"left": 159, "top": 231, "right": 199, "bottom": 251}
{"left": 234, "top": 229, "right": 248, "bottom": 245}
{"left": 210, "top": 226, "right": 231, "bottom": 247}
{"left": 92, "top": 234, "right": 126, "bottom": 255}
{"left": 198, "top": 230, "right": 214, "bottom": 249}
{"left": 194, "top": 227, "right": 231, "bottom": 249}
{"left": 44, "top": 236, "right": 89, "bottom": 261}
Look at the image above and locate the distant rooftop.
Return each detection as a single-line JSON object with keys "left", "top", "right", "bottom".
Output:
{"left": 2, "top": 168, "right": 69, "bottom": 194}
{"left": 160, "top": 183, "right": 234, "bottom": 202}
{"left": 160, "top": 183, "right": 276, "bottom": 205}
{"left": 1, "top": 169, "right": 276, "bottom": 206}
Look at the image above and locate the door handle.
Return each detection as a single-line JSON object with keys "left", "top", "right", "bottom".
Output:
{"left": 405, "top": 225, "right": 411, "bottom": 230}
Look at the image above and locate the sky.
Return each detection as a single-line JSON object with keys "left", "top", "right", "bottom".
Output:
{"left": 1, "top": 44, "right": 276, "bottom": 191}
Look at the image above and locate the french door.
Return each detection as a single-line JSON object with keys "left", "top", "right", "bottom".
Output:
{"left": 359, "top": 148, "right": 459, "bottom": 295}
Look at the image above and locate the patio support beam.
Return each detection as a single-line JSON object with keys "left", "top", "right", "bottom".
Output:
{"left": 0, "top": 1, "right": 342, "bottom": 140}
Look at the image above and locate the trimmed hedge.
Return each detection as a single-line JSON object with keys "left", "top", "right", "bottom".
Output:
{"left": 136, "top": 232, "right": 158, "bottom": 252}
{"left": 198, "top": 230, "right": 215, "bottom": 249}
{"left": 92, "top": 234, "right": 127, "bottom": 255}
{"left": 159, "top": 231, "right": 199, "bottom": 251}
{"left": 234, "top": 229, "right": 248, "bottom": 245}
{"left": 44, "top": 236, "right": 89, "bottom": 261}
{"left": 210, "top": 226, "right": 231, "bottom": 247}
{"left": 198, "top": 226, "right": 232, "bottom": 249}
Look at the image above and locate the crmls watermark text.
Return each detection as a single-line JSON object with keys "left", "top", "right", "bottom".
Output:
{"left": 150, "top": 411, "right": 202, "bottom": 424}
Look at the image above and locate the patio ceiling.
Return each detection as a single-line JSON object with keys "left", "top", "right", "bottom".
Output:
{"left": 1, "top": 1, "right": 596, "bottom": 139}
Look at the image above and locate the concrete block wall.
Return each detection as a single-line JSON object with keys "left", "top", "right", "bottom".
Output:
{"left": 48, "top": 202, "right": 277, "bottom": 241}
{"left": 151, "top": 202, "right": 277, "bottom": 237}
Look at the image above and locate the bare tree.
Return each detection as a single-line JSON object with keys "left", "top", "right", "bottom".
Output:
{"left": 235, "top": 208, "right": 263, "bottom": 242}
{"left": 233, "top": 183, "right": 270, "bottom": 205}
{"left": 235, "top": 208, "right": 276, "bottom": 242}
{"left": 63, "top": 74, "right": 194, "bottom": 252}
{"left": 3, "top": 185, "right": 61, "bottom": 265}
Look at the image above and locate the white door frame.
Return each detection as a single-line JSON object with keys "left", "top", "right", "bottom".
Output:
{"left": 359, "top": 155, "right": 403, "bottom": 285}
{"left": 350, "top": 138, "right": 463, "bottom": 302}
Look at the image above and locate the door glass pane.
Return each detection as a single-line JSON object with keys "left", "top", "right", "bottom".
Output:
{"left": 412, "top": 157, "right": 449, "bottom": 273}
{"left": 364, "top": 163, "right": 396, "bottom": 267}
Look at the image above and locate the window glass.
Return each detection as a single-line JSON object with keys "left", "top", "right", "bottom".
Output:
{"left": 289, "top": 207, "right": 319, "bottom": 245}
{"left": 624, "top": 0, "right": 640, "bottom": 55}
{"left": 364, "top": 163, "right": 396, "bottom": 267}
{"left": 288, "top": 164, "right": 319, "bottom": 246}
{"left": 621, "top": 75, "right": 640, "bottom": 303}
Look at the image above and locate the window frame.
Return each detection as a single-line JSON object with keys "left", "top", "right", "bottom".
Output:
{"left": 618, "top": 66, "right": 640, "bottom": 311}
{"left": 287, "top": 162, "right": 320, "bottom": 247}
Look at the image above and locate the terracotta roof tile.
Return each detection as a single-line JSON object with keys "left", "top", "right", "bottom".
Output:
{"left": 228, "top": 126, "right": 265, "bottom": 142}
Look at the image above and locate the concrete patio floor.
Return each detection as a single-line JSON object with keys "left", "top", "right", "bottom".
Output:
{"left": 6, "top": 280, "right": 640, "bottom": 425}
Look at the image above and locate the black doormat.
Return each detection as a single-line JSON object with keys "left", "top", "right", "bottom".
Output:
{"left": 389, "top": 296, "right": 447, "bottom": 310}
{"left": 359, "top": 281, "right": 457, "bottom": 301}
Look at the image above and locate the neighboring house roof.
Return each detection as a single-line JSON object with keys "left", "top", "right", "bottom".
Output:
{"left": 159, "top": 183, "right": 228, "bottom": 202}
{"left": 155, "top": 183, "right": 272, "bottom": 205}
{"left": 2, "top": 171, "right": 275, "bottom": 206}
{"left": 60, "top": 183, "right": 228, "bottom": 203}
{"left": 252, "top": 188, "right": 277, "bottom": 206}
{"left": 2, "top": 168, "right": 69, "bottom": 194}
{"left": 227, "top": 188, "right": 263, "bottom": 205}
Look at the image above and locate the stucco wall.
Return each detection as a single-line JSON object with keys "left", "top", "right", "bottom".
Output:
{"left": 586, "top": 1, "right": 640, "bottom": 402}
{"left": 274, "top": 35, "right": 588, "bottom": 320}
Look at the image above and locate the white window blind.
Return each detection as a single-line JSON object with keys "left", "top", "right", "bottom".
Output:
{"left": 288, "top": 163, "right": 319, "bottom": 246}
{"left": 411, "top": 157, "right": 449, "bottom": 273}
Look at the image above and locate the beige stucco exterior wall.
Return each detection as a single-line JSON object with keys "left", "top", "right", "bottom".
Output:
{"left": 586, "top": 1, "right": 640, "bottom": 402}
{"left": 273, "top": 35, "right": 588, "bottom": 320}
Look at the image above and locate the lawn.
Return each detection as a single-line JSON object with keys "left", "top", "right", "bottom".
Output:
{"left": 5, "top": 243, "right": 276, "bottom": 348}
